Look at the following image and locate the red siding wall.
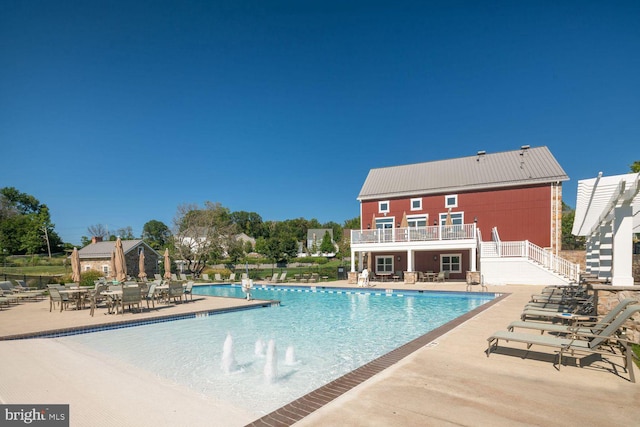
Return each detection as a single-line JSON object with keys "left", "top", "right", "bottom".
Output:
{"left": 361, "top": 184, "right": 553, "bottom": 248}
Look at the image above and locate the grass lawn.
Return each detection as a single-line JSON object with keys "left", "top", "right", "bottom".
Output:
{"left": 2, "top": 266, "right": 67, "bottom": 276}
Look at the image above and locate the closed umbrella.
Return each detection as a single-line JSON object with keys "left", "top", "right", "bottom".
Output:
{"left": 114, "top": 237, "right": 127, "bottom": 282}
{"left": 445, "top": 208, "right": 453, "bottom": 226}
{"left": 400, "top": 211, "right": 408, "bottom": 228}
{"left": 109, "top": 251, "right": 116, "bottom": 279}
{"left": 138, "top": 250, "right": 147, "bottom": 279}
{"left": 71, "top": 247, "right": 81, "bottom": 283}
{"left": 163, "top": 248, "right": 172, "bottom": 280}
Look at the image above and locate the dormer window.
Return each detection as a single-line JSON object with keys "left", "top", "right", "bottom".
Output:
{"left": 445, "top": 194, "right": 458, "bottom": 208}
{"left": 378, "top": 201, "right": 390, "bottom": 213}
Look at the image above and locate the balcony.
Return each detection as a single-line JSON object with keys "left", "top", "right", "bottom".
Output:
{"left": 351, "top": 224, "right": 477, "bottom": 247}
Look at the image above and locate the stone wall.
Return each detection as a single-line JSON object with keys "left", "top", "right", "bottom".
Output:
{"left": 591, "top": 285, "right": 640, "bottom": 343}
{"left": 559, "top": 250, "right": 586, "bottom": 272}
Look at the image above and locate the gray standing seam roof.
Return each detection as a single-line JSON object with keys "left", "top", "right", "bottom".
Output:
{"left": 357, "top": 146, "right": 568, "bottom": 201}
{"left": 77, "top": 240, "right": 159, "bottom": 259}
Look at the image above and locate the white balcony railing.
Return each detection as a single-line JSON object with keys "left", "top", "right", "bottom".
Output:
{"left": 351, "top": 224, "right": 477, "bottom": 245}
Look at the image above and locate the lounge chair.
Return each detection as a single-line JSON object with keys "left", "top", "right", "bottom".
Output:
{"left": 228, "top": 273, "right": 236, "bottom": 283}
{"left": 267, "top": 273, "right": 279, "bottom": 283}
{"left": 154, "top": 274, "right": 162, "bottom": 280}
{"left": 202, "top": 273, "right": 210, "bottom": 281}
{"left": 521, "top": 295, "right": 595, "bottom": 321}
{"left": 507, "top": 298, "right": 638, "bottom": 336}
{"left": 275, "top": 272, "right": 287, "bottom": 283}
{"left": 0, "top": 289, "right": 20, "bottom": 306}
{"left": 487, "top": 304, "right": 640, "bottom": 382}
{"left": 214, "top": 273, "right": 224, "bottom": 283}
{"left": 180, "top": 273, "right": 188, "bottom": 281}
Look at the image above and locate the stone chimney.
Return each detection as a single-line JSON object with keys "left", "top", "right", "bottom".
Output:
{"left": 91, "top": 236, "right": 103, "bottom": 244}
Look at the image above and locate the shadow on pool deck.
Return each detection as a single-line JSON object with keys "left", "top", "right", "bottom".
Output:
{"left": 1, "top": 281, "right": 639, "bottom": 426}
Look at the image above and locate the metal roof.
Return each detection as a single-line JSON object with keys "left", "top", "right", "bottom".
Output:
{"left": 357, "top": 146, "right": 569, "bottom": 201}
{"left": 77, "top": 240, "right": 160, "bottom": 259}
{"left": 572, "top": 172, "right": 640, "bottom": 236}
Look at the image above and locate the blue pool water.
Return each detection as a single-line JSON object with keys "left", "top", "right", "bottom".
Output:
{"left": 61, "top": 285, "right": 494, "bottom": 416}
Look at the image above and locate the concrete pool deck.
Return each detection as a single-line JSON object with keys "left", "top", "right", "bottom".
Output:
{"left": 0, "top": 281, "right": 638, "bottom": 426}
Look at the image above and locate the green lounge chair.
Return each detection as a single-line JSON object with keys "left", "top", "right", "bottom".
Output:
{"left": 507, "top": 298, "right": 638, "bottom": 336}
{"left": 487, "top": 304, "right": 640, "bottom": 382}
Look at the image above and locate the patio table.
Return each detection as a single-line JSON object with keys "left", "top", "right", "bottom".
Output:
{"left": 59, "top": 288, "right": 89, "bottom": 310}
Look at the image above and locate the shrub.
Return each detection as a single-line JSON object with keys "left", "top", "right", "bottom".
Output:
{"left": 79, "top": 270, "right": 103, "bottom": 287}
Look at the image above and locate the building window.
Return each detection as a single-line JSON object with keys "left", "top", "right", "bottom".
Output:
{"left": 375, "top": 256, "right": 394, "bottom": 275}
{"left": 444, "top": 194, "right": 458, "bottom": 208}
{"left": 407, "top": 215, "right": 427, "bottom": 228}
{"left": 441, "top": 254, "right": 461, "bottom": 273}
{"left": 440, "top": 212, "right": 463, "bottom": 225}
{"left": 102, "top": 265, "right": 109, "bottom": 274}
{"left": 410, "top": 198, "right": 422, "bottom": 211}
{"left": 378, "top": 201, "right": 390, "bottom": 213}
{"left": 375, "top": 217, "right": 394, "bottom": 229}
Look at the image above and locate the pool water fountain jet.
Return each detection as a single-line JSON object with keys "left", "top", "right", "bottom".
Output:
{"left": 221, "top": 333, "right": 237, "bottom": 374}
{"left": 285, "top": 345, "right": 298, "bottom": 365}
{"left": 264, "top": 339, "right": 278, "bottom": 383}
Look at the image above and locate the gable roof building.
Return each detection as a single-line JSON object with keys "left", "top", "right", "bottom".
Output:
{"left": 350, "top": 146, "right": 578, "bottom": 286}
{"left": 358, "top": 146, "right": 568, "bottom": 201}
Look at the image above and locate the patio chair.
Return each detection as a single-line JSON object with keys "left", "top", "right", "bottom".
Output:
{"left": 119, "top": 286, "right": 142, "bottom": 314}
{"left": 507, "top": 298, "right": 638, "bottom": 336}
{"left": 228, "top": 273, "right": 237, "bottom": 283}
{"left": 275, "top": 272, "right": 287, "bottom": 283}
{"left": 214, "top": 273, "right": 224, "bottom": 282}
{"left": 435, "top": 272, "right": 445, "bottom": 282}
{"left": 180, "top": 273, "right": 188, "bottom": 281}
{"left": 144, "top": 283, "right": 158, "bottom": 309}
{"left": 466, "top": 271, "right": 486, "bottom": 292}
{"left": 167, "top": 282, "right": 184, "bottom": 304}
{"left": 202, "top": 273, "right": 210, "bottom": 281}
{"left": 183, "top": 281, "right": 194, "bottom": 302}
{"left": 47, "top": 286, "right": 68, "bottom": 312}
{"left": 88, "top": 284, "right": 108, "bottom": 316}
{"left": 487, "top": 304, "right": 640, "bottom": 382}
{"left": 154, "top": 273, "right": 162, "bottom": 280}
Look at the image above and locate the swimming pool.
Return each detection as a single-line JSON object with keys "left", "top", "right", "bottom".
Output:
{"left": 61, "top": 285, "right": 495, "bottom": 417}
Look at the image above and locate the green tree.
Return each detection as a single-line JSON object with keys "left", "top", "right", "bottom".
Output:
{"left": 561, "top": 202, "right": 585, "bottom": 250}
{"left": 230, "top": 211, "right": 264, "bottom": 238}
{"left": 320, "top": 231, "right": 335, "bottom": 254}
{"left": 142, "top": 220, "right": 171, "bottom": 250}
{"left": 343, "top": 216, "right": 361, "bottom": 230}
{"left": 630, "top": 160, "right": 640, "bottom": 173}
{"left": 172, "top": 201, "right": 236, "bottom": 276}
{"left": 0, "top": 187, "right": 62, "bottom": 255}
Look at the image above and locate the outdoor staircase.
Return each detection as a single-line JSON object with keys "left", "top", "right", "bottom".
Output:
{"left": 478, "top": 227, "right": 580, "bottom": 286}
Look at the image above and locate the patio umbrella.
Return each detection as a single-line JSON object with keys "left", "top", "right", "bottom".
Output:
{"left": 445, "top": 208, "right": 453, "bottom": 226}
{"left": 71, "top": 247, "right": 81, "bottom": 283}
{"left": 138, "top": 250, "right": 147, "bottom": 279}
{"left": 400, "top": 211, "right": 408, "bottom": 228}
{"left": 109, "top": 251, "right": 116, "bottom": 279}
{"left": 163, "top": 248, "right": 172, "bottom": 280}
{"left": 114, "top": 237, "right": 127, "bottom": 282}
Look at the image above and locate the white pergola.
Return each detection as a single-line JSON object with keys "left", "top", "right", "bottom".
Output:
{"left": 572, "top": 172, "right": 640, "bottom": 285}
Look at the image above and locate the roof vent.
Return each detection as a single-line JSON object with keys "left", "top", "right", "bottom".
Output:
{"left": 476, "top": 150, "right": 486, "bottom": 161}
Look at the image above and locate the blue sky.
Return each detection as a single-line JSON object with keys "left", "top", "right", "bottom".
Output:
{"left": 1, "top": 1, "right": 638, "bottom": 246}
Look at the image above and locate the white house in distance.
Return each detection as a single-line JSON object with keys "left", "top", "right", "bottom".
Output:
{"left": 572, "top": 171, "right": 640, "bottom": 286}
